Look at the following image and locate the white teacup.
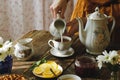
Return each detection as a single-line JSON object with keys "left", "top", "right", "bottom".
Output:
{"left": 57, "top": 74, "right": 81, "bottom": 80}
{"left": 48, "top": 36, "right": 72, "bottom": 51}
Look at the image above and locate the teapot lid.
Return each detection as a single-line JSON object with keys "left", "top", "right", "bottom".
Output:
{"left": 88, "top": 7, "right": 106, "bottom": 20}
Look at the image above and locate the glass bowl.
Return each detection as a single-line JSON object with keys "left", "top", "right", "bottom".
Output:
{"left": 74, "top": 56, "right": 98, "bottom": 78}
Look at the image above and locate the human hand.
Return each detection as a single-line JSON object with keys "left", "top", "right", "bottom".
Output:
{"left": 65, "top": 18, "right": 79, "bottom": 37}
{"left": 65, "top": 17, "right": 86, "bottom": 37}
{"left": 50, "top": 0, "right": 68, "bottom": 19}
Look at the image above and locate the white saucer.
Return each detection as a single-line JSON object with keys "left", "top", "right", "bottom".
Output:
{"left": 50, "top": 47, "right": 74, "bottom": 57}
{"left": 57, "top": 74, "right": 81, "bottom": 80}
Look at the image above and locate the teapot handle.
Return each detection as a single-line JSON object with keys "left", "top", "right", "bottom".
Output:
{"left": 108, "top": 16, "right": 115, "bottom": 36}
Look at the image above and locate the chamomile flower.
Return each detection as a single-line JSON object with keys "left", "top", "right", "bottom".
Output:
{"left": 0, "top": 37, "right": 13, "bottom": 61}
{"left": 96, "top": 50, "right": 120, "bottom": 71}
{"left": 108, "top": 50, "right": 118, "bottom": 65}
{"left": 96, "top": 55, "right": 105, "bottom": 69}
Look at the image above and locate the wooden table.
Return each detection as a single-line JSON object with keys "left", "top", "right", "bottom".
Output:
{"left": 11, "top": 30, "right": 119, "bottom": 80}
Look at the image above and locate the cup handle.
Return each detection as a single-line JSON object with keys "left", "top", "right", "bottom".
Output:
{"left": 48, "top": 40, "right": 55, "bottom": 49}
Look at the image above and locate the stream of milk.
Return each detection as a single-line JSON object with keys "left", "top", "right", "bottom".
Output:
{"left": 55, "top": 20, "right": 65, "bottom": 43}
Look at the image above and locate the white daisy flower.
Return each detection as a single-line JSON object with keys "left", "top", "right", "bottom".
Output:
{"left": 96, "top": 50, "right": 120, "bottom": 70}
{"left": 102, "top": 50, "right": 110, "bottom": 63}
{"left": 2, "top": 41, "right": 12, "bottom": 52}
{"left": 98, "top": 61, "right": 103, "bottom": 69}
{"left": 0, "top": 37, "right": 13, "bottom": 61}
{"left": 108, "top": 50, "right": 119, "bottom": 65}
{"left": 96, "top": 55, "right": 105, "bottom": 69}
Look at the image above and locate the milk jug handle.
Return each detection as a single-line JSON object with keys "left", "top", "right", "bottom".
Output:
{"left": 56, "top": 13, "right": 61, "bottom": 19}
{"left": 108, "top": 16, "right": 115, "bottom": 36}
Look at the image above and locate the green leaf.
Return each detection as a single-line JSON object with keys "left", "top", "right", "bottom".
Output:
{"left": 29, "top": 57, "right": 47, "bottom": 71}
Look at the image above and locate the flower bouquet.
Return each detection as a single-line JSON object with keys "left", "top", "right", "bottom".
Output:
{"left": 0, "top": 37, "right": 13, "bottom": 74}
{"left": 96, "top": 50, "right": 120, "bottom": 80}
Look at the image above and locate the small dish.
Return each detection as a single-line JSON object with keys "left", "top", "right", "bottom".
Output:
{"left": 74, "top": 56, "right": 97, "bottom": 78}
{"left": 50, "top": 47, "right": 74, "bottom": 57}
{"left": 33, "top": 65, "right": 63, "bottom": 79}
{"left": 57, "top": 74, "right": 81, "bottom": 80}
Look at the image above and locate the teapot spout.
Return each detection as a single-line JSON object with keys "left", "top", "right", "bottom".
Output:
{"left": 76, "top": 18, "right": 86, "bottom": 45}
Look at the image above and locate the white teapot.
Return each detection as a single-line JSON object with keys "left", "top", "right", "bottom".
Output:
{"left": 14, "top": 38, "right": 33, "bottom": 60}
{"left": 77, "top": 7, "right": 115, "bottom": 55}
{"left": 49, "top": 14, "right": 66, "bottom": 38}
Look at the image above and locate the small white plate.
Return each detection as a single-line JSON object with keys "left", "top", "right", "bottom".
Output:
{"left": 57, "top": 74, "right": 81, "bottom": 80}
{"left": 50, "top": 47, "right": 74, "bottom": 57}
{"left": 33, "top": 65, "right": 63, "bottom": 79}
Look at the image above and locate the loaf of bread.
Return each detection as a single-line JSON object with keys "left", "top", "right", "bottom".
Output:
{"left": 0, "top": 74, "right": 26, "bottom": 80}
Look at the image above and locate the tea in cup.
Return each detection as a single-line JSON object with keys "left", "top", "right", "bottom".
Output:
{"left": 48, "top": 36, "right": 72, "bottom": 51}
